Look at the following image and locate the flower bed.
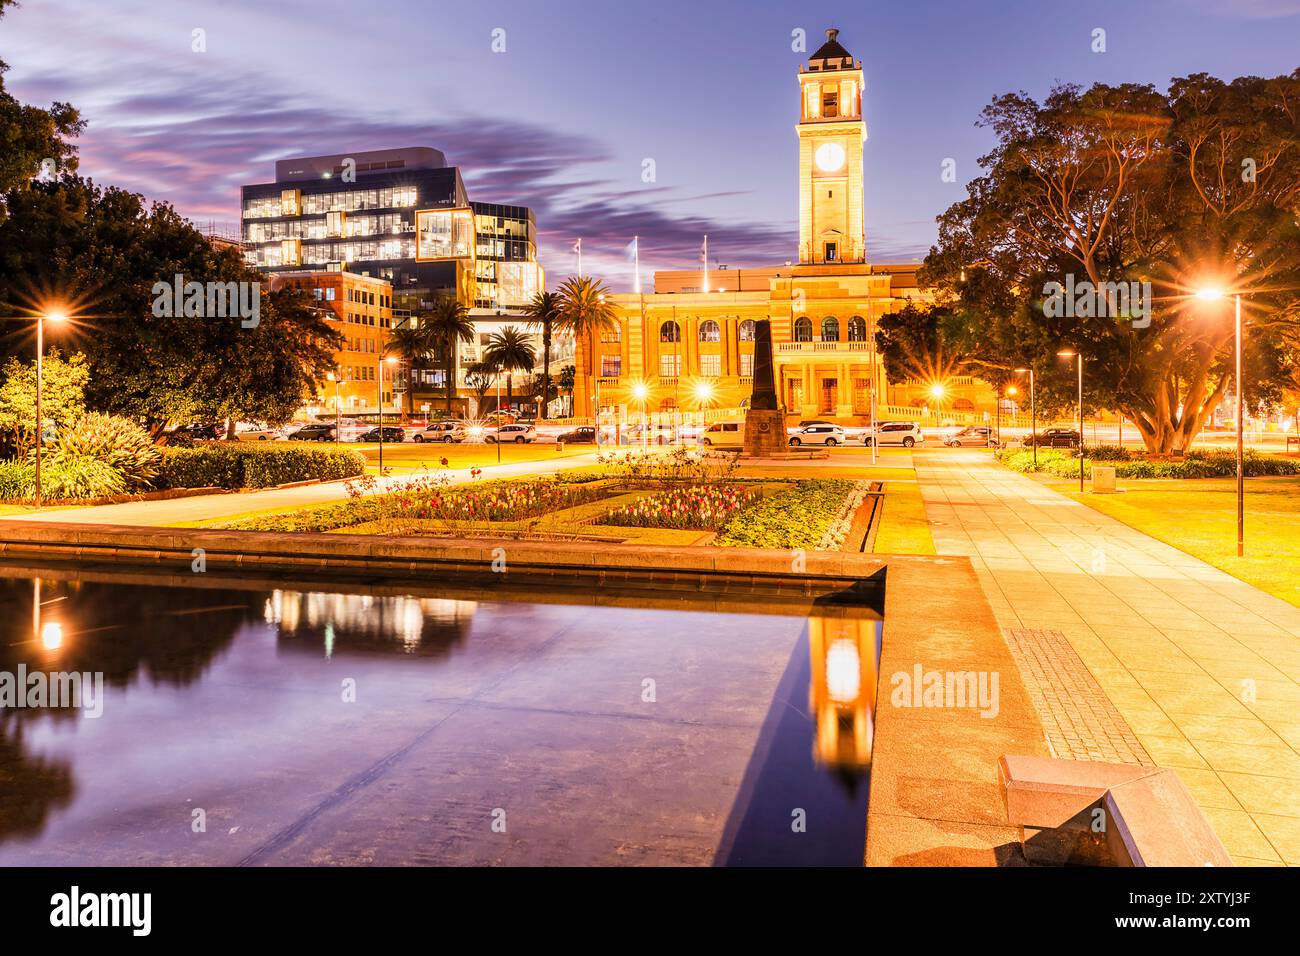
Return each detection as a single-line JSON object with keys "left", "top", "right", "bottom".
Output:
{"left": 999, "top": 448, "right": 1300, "bottom": 480}
{"left": 713, "top": 479, "right": 855, "bottom": 550}
{"left": 600, "top": 484, "right": 759, "bottom": 531}
{"left": 223, "top": 477, "right": 606, "bottom": 532}
{"left": 816, "top": 480, "right": 874, "bottom": 551}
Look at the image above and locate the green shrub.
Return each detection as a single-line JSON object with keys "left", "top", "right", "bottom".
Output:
{"left": 714, "top": 479, "right": 853, "bottom": 550}
{"left": 160, "top": 443, "right": 365, "bottom": 489}
{"left": 1081, "top": 443, "right": 1132, "bottom": 461}
{"left": 0, "top": 459, "right": 34, "bottom": 499}
{"left": 41, "top": 454, "right": 127, "bottom": 500}
{"left": 1000, "top": 447, "right": 1300, "bottom": 480}
{"left": 42, "top": 412, "right": 163, "bottom": 489}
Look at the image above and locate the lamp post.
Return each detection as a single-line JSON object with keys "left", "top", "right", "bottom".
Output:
{"left": 1195, "top": 288, "right": 1245, "bottom": 557}
{"left": 34, "top": 309, "right": 68, "bottom": 509}
{"left": 378, "top": 354, "right": 397, "bottom": 475}
{"left": 1014, "top": 367, "right": 1037, "bottom": 467}
{"left": 633, "top": 383, "right": 649, "bottom": 449}
{"left": 1057, "top": 350, "right": 1084, "bottom": 492}
{"left": 694, "top": 380, "right": 714, "bottom": 448}
{"left": 327, "top": 370, "right": 341, "bottom": 442}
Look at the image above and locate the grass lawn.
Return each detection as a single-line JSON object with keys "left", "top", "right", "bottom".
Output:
{"left": 359, "top": 442, "right": 594, "bottom": 474}
{"left": 1049, "top": 475, "right": 1300, "bottom": 607}
{"left": 872, "top": 480, "right": 935, "bottom": 555}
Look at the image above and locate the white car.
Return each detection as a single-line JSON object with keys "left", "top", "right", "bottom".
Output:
{"left": 486, "top": 423, "right": 537, "bottom": 444}
{"left": 788, "top": 424, "right": 845, "bottom": 447}
{"left": 234, "top": 423, "right": 285, "bottom": 441}
{"left": 864, "top": 421, "right": 923, "bottom": 448}
{"left": 699, "top": 422, "right": 744, "bottom": 447}
{"left": 413, "top": 421, "right": 467, "bottom": 443}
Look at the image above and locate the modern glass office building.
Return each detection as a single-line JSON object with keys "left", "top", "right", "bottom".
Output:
{"left": 241, "top": 147, "right": 541, "bottom": 314}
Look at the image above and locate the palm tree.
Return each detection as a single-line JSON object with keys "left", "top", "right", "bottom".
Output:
{"left": 482, "top": 325, "right": 536, "bottom": 414}
{"left": 521, "top": 290, "right": 562, "bottom": 419}
{"left": 555, "top": 276, "right": 617, "bottom": 419}
{"left": 421, "top": 294, "right": 476, "bottom": 413}
{"left": 384, "top": 318, "right": 436, "bottom": 416}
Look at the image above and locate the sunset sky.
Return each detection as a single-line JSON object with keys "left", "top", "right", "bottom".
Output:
{"left": 4, "top": 0, "right": 1298, "bottom": 287}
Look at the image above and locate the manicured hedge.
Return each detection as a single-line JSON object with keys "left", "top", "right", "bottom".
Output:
{"left": 161, "top": 443, "right": 365, "bottom": 489}
{"left": 999, "top": 448, "right": 1300, "bottom": 480}
{"left": 713, "top": 479, "right": 854, "bottom": 550}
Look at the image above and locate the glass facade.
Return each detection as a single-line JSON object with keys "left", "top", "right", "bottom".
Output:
{"left": 242, "top": 157, "right": 542, "bottom": 316}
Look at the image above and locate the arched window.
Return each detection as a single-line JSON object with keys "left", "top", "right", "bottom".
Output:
{"left": 698, "top": 319, "right": 721, "bottom": 342}
{"left": 848, "top": 316, "right": 867, "bottom": 342}
{"left": 660, "top": 320, "right": 681, "bottom": 343}
{"left": 821, "top": 317, "right": 840, "bottom": 342}
{"left": 738, "top": 319, "right": 757, "bottom": 342}
{"left": 794, "top": 317, "right": 813, "bottom": 342}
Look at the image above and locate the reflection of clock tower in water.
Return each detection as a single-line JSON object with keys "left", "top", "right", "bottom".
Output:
{"left": 797, "top": 29, "right": 866, "bottom": 265}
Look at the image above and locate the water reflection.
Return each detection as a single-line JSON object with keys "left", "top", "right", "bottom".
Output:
{"left": 715, "top": 612, "right": 881, "bottom": 866}
{"left": 808, "top": 615, "right": 879, "bottom": 786}
{"left": 265, "top": 590, "right": 477, "bottom": 658}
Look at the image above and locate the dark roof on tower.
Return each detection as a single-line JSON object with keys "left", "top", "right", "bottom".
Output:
{"left": 808, "top": 28, "right": 855, "bottom": 72}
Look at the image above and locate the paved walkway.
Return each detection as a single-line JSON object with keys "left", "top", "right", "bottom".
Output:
{"left": 2, "top": 452, "right": 603, "bottom": 527}
{"left": 915, "top": 450, "right": 1300, "bottom": 867}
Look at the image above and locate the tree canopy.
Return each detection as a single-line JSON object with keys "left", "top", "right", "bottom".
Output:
{"left": 0, "top": 177, "right": 340, "bottom": 432}
{"left": 880, "top": 72, "right": 1300, "bottom": 452}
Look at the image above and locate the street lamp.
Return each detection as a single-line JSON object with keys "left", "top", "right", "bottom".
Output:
{"left": 1195, "top": 286, "right": 1244, "bottom": 557}
{"left": 326, "top": 370, "right": 341, "bottom": 442}
{"left": 633, "top": 382, "right": 649, "bottom": 448}
{"left": 34, "top": 308, "right": 68, "bottom": 509}
{"left": 1057, "top": 349, "right": 1084, "bottom": 492}
{"left": 1014, "top": 367, "right": 1037, "bottom": 467}
{"left": 694, "top": 380, "right": 714, "bottom": 448}
{"left": 378, "top": 354, "right": 397, "bottom": 475}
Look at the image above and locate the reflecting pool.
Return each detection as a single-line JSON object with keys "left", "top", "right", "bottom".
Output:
{"left": 0, "top": 567, "right": 880, "bottom": 866}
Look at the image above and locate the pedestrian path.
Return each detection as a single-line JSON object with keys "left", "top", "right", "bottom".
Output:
{"left": 915, "top": 450, "right": 1300, "bottom": 866}
{"left": 0, "top": 452, "right": 603, "bottom": 527}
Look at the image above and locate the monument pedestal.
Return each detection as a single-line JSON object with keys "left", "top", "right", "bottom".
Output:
{"left": 742, "top": 408, "right": 787, "bottom": 457}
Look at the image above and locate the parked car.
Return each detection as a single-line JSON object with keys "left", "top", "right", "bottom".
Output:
{"left": 172, "top": 423, "right": 221, "bottom": 441}
{"left": 789, "top": 424, "right": 845, "bottom": 447}
{"left": 487, "top": 423, "right": 536, "bottom": 444}
{"left": 944, "top": 426, "right": 997, "bottom": 448}
{"left": 288, "top": 422, "right": 337, "bottom": 442}
{"left": 235, "top": 423, "right": 285, "bottom": 442}
{"left": 864, "top": 421, "right": 923, "bottom": 448}
{"left": 699, "top": 421, "right": 744, "bottom": 446}
{"left": 357, "top": 425, "right": 406, "bottom": 443}
{"left": 413, "top": 421, "right": 466, "bottom": 443}
{"left": 786, "top": 419, "right": 835, "bottom": 435}
{"left": 1024, "top": 428, "right": 1081, "bottom": 449}
{"left": 557, "top": 425, "right": 598, "bottom": 443}
{"left": 620, "top": 423, "right": 677, "bottom": 445}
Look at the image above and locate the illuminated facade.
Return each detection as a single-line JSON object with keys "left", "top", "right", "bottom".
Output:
{"left": 241, "top": 148, "right": 543, "bottom": 315}
{"left": 268, "top": 271, "right": 397, "bottom": 416}
{"left": 571, "top": 29, "right": 996, "bottom": 423}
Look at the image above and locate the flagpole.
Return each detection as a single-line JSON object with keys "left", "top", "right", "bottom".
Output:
{"left": 633, "top": 235, "right": 641, "bottom": 295}
{"left": 701, "top": 234, "right": 709, "bottom": 293}
{"left": 576, "top": 238, "right": 583, "bottom": 278}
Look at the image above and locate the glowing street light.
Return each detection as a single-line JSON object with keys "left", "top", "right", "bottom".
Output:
{"left": 34, "top": 307, "right": 69, "bottom": 509}
{"left": 1194, "top": 284, "right": 1245, "bottom": 556}
{"left": 378, "top": 354, "right": 399, "bottom": 473}
{"left": 1057, "top": 349, "right": 1084, "bottom": 492}
{"left": 1014, "top": 367, "right": 1037, "bottom": 467}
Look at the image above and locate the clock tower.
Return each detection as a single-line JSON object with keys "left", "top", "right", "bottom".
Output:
{"left": 797, "top": 29, "right": 866, "bottom": 265}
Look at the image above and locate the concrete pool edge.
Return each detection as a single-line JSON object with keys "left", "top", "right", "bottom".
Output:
{"left": 867, "top": 557, "right": 1054, "bottom": 866}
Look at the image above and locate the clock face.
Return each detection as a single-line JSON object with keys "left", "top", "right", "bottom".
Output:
{"left": 815, "top": 142, "right": 846, "bottom": 173}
